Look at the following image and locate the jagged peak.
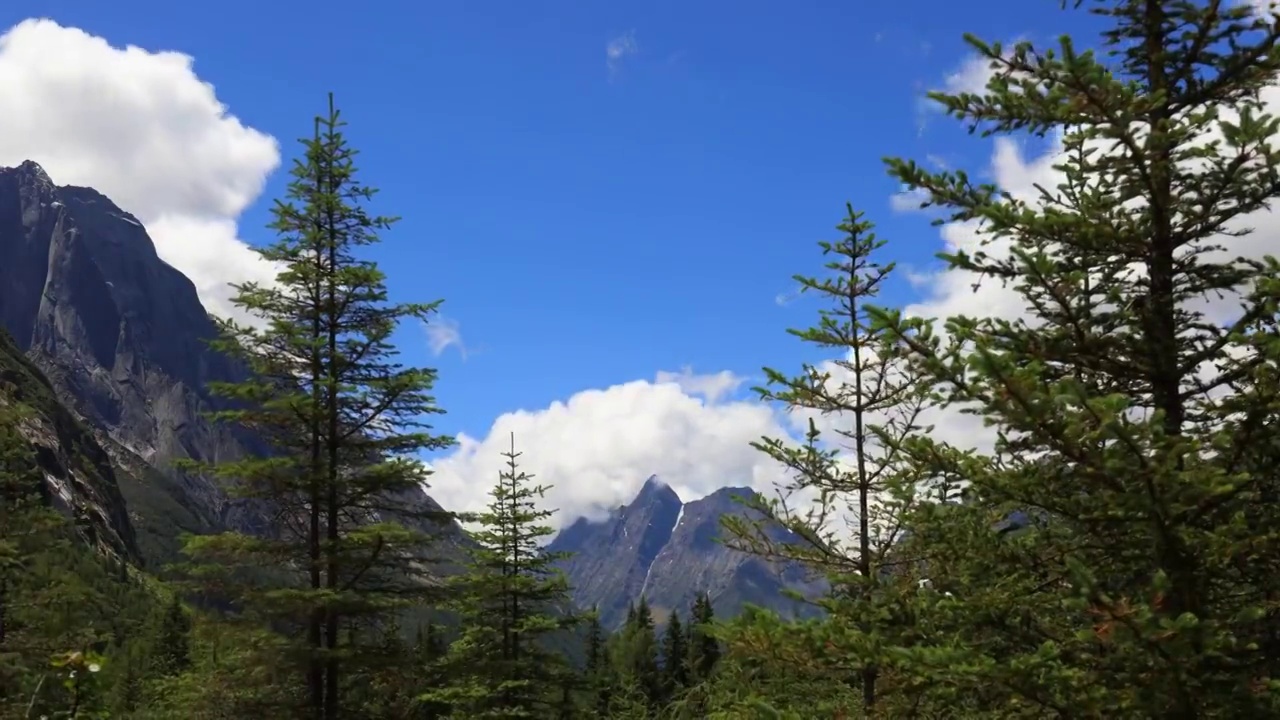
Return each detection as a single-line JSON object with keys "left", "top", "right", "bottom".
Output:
{"left": 633, "top": 474, "right": 681, "bottom": 506}
{"left": 3, "top": 159, "right": 56, "bottom": 192}
{"left": 697, "top": 485, "right": 756, "bottom": 503}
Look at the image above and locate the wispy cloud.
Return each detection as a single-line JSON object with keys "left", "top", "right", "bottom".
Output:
{"left": 774, "top": 285, "right": 804, "bottom": 307}
{"left": 606, "top": 30, "right": 638, "bottom": 78}
{"left": 423, "top": 315, "right": 467, "bottom": 359}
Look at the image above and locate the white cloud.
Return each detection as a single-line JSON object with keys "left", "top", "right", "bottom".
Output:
{"left": 889, "top": 185, "right": 931, "bottom": 213}
{"left": 0, "top": 18, "right": 280, "bottom": 322}
{"left": 941, "top": 53, "right": 1000, "bottom": 96}
{"left": 423, "top": 314, "right": 466, "bottom": 358}
{"left": 606, "top": 30, "right": 638, "bottom": 78}
{"left": 426, "top": 379, "right": 789, "bottom": 529}
{"left": 653, "top": 367, "right": 746, "bottom": 404}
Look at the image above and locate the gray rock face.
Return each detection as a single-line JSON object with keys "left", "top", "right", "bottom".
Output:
{"left": 548, "top": 476, "right": 683, "bottom": 629}
{"left": 0, "top": 161, "right": 268, "bottom": 559}
{"left": 0, "top": 326, "right": 137, "bottom": 562}
{"left": 548, "top": 478, "right": 823, "bottom": 629}
{"left": 0, "top": 160, "right": 465, "bottom": 566}
{"left": 640, "top": 486, "right": 823, "bottom": 624}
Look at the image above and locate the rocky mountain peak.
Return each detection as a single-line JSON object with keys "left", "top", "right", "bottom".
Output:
{"left": 549, "top": 479, "right": 822, "bottom": 629}
{"left": 0, "top": 165, "right": 470, "bottom": 569}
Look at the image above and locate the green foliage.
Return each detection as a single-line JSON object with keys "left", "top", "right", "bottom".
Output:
{"left": 658, "top": 610, "right": 687, "bottom": 703}
{"left": 174, "top": 93, "right": 455, "bottom": 719}
{"left": 862, "top": 0, "right": 1280, "bottom": 716}
{"left": 422, "top": 434, "right": 581, "bottom": 718}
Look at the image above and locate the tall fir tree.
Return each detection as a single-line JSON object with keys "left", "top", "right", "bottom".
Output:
{"left": 685, "top": 593, "right": 720, "bottom": 685}
{"left": 611, "top": 596, "right": 661, "bottom": 709}
{"left": 177, "top": 93, "right": 455, "bottom": 720}
{"left": 720, "top": 206, "right": 929, "bottom": 714}
{"left": 423, "top": 434, "right": 580, "bottom": 718}
{"left": 150, "top": 595, "right": 192, "bottom": 676}
{"left": 871, "top": 0, "right": 1280, "bottom": 715}
{"left": 659, "top": 609, "right": 688, "bottom": 702}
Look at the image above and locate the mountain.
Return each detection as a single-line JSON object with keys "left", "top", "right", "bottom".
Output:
{"left": 0, "top": 326, "right": 136, "bottom": 562}
{"left": 0, "top": 160, "right": 466, "bottom": 567}
{"left": 547, "top": 476, "right": 824, "bottom": 629}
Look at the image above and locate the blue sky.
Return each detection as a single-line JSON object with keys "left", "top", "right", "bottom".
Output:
{"left": 0, "top": 1, "right": 1114, "bottom": 518}
{"left": 12, "top": 0, "right": 1090, "bottom": 438}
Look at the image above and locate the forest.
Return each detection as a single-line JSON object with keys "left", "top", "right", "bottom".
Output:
{"left": 3, "top": 0, "right": 1280, "bottom": 717}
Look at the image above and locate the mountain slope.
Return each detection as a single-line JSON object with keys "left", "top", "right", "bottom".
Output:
{"left": 548, "top": 477, "right": 823, "bottom": 629}
{"left": 0, "top": 326, "right": 137, "bottom": 561}
{"left": 0, "top": 160, "right": 467, "bottom": 568}
{"left": 548, "top": 476, "right": 684, "bottom": 629}
{"left": 639, "top": 486, "right": 822, "bottom": 624}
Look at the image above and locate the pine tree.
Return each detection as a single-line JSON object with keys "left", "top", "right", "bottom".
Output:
{"left": 659, "top": 609, "right": 688, "bottom": 702}
{"left": 685, "top": 593, "right": 719, "bottom": 685}
{"left": 151, "top": 595, "right": 192, "bottom": 676}
{"left": 177, "top": 93, "right": 455, "bottom": 720}
{"left": 583, "top": 609, "right": 605, "bottom": 675}
{"left": 720, "top": 206, "right": 929, "bottom": 714}
{"left": 873, "top": 0, "right": 1280, "bottom": 714}
{"left": 581, "top": 610, "right": 615, "bottom": 716}
{"left": 612, "top": 596, "right": 661, "bottom": 709}
{"left": 423, "top": 434, "right": 580, "bottom": 717}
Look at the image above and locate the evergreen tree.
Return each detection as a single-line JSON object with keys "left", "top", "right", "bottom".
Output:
{"left": 720, "top": 206, "right": 929, "bottom": 714}
{"left": 151, "top": 595, "right": 192, "bottom": 676}
{"left": 583, "top": 609, "right": 605, "bottom": 675}
{"left": 872, "top": 0, "right": 1280, "bottom": 714}
{"left": 177, "top": 93, "right": 455, "bottom": 720}
{"left": 659, "top": 609, "right": 688, "bottom": 702}
{"left": 612, "top": 596, "right": 661, "bottom": 709}
{"left": 423, "top": 434, "right": 580, "bottom": 717}
{"left": 685, "top": 593, "right": 719, "bottom": 684}
{"left": 581, "top": 610, "right": 615, "bottom": 716}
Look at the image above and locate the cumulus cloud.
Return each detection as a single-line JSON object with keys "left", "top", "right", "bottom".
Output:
{"left": 426, "top": 379, "right": 789, "bottom": 528}
{"left": 606, "top": 30, "right": 638, "bottom": 78}
{"left": 0, "top": 18, "right": 280, "bottom": 321}
{"left": 423, "top": 315, "right": 466, "bottom": 358}
{"left": 653, "top": 367, "right": 746, "bottom": 404}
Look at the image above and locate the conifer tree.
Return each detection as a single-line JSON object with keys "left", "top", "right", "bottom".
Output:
{"left": 659, "top": 609, "right": 688, "bottom": 701}
{"left": 150, "top": 595, "right": 192, "bottom": 676}
{"left": 423, "top": 434, "right": 580, "bottom": 717}
{"left": 721, "top": 206, "right": 929, "bottom": 714}
{"left": 685, "top": 593, "right": 719, "bottom": 685}
{"left": 611, "top": 596, "right": 661, "bottom": 708}
{"left": 177, "top": 93, "right": 455, "bottom": 720}
{"left": 581, "top": 610, "right": 615, "bottom": 716}
{"left": 872, "top": 0, "right": 1280, "bottom": 714}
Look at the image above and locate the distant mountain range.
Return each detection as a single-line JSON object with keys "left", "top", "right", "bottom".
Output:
{"left": 548, "top": 476, "right": 824, "bottom": 629}
{"left": 0, "top": 160, "right": 822, "bottom": 623}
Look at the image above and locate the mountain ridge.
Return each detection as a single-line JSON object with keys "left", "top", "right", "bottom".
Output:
{"left": 0, "top": 160, "right": 467, "bottom": 568}
{"left": 548, "top": 476, "right": 824, "bottom": 629}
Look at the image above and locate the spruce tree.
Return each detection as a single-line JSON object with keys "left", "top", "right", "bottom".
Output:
{"left": 150, "top": 595, "right": 192, "bottom": 676}
{"left": 177, "top": 93, "right": 455, "bottom": 720}
{"left": 423, "top": 434, "right": 580, "bottom": 717}
{"left": 659, "top": 609, "right": 688, "bottom": 703}
{"left": 611, "top": 596, "right": 661, "bottom": 709}
{"left": 721, "top": 206, "right": 929, "bottom": 714}
{"left": 685, "top": 593, "right": 719, "bottom": 684}
{"left": 874, "top": 0, "right": 1280, "bottom": 714}
{"left": 581, "top": 610, "right": 615, "bottom": 716}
